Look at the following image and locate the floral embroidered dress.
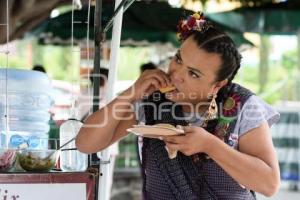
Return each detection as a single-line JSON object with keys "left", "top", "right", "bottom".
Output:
{"left": 134, "top": 83, "right": 280, "bottom": 200}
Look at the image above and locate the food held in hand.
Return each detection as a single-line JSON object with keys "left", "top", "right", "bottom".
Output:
{"left": 155, "top": 123, "right": 175, "bottom": 129}
{"left": 165, "top": 146, "right": 178, "bottom": 159}
{"left": 159, "top": 86, "right": 176, "bottom": 93}
{"left": 154, "top": 123, "right": 184, "bottom": 134}
{"left": 156, "top": 124, "right": 180, "bottom": 159}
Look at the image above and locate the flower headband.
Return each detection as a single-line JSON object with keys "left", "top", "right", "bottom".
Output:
{"left": 177, "top": 12, "right": 212, "bottom": 41}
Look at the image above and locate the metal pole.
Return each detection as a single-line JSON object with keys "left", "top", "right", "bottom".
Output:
{"left": 90, "top": 2, "right": 102, "bottom": 198}
{"left": 103, "top": 0, "right": 135, "bottom": 33}
{"left": 98, "top": 0, "right": 124, "bottom": 199}
{"left": 92, "top": 0, "right": 102, "bottom": 114}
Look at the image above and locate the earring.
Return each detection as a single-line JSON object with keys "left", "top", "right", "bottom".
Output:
{"left": 207, "top": 94, "right": 218, "bottom": 120}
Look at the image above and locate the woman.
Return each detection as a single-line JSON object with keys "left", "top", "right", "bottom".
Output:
{"left": 76, "top": 12, "right": 280, "bottom": 199}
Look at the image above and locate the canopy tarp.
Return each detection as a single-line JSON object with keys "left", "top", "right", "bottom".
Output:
{"left": 28, "top": 1, "right": 253, "bottom": 47}
{"left": 207, "top": 1, "right": 300, "bottom": 35}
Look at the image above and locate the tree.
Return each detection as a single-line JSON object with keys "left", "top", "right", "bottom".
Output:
{"left": 0, "top": 0, "right": 90, "bottom": 44}
{"left": 258, "top": 35, "right": 270, "bottom": 94}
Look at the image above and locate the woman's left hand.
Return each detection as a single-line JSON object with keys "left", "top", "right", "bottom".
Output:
{"left": 163, "top": 126, "right": 215, "bottom": 156}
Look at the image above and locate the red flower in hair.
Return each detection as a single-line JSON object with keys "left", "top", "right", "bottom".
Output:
{"left": 187, "top": 16, "right": 196, "bottom": 28}
{"left": 176, "top": 12, "right": 212, "bottom": 41}
{"left": 182, "top": 23, "right": 189, "bottom": 31}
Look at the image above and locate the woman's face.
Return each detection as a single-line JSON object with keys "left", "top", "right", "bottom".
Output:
{"left": 167, "top": 36, "right": 226, "bottom": 108}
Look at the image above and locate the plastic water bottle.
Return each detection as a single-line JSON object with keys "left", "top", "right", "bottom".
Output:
{"left": 59, "top": 119, "right": 88, "bottom": 171}
{"left": 0, "top": 69, "right": 53, "bottom": 149}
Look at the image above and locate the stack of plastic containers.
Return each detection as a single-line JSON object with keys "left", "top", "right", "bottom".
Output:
{"left": 0, "top": 68, "right": 53, "bottom": 149}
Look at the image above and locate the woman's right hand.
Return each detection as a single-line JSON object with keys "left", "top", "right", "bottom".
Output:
{"left": 129, "top": 69, "right": 172, "bottom": 101}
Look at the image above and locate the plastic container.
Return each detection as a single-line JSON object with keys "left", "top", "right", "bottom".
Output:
{"left": 0, "top": 148, "right": 17, "bottom": 172}
{"left": 0, "top": 132, "right": 49, "bottom": 149}
{"left": 0, "top": 91, "right": 52, "bottom": 110}
{"left": 0, "top": 68, "right": 52, "bottom": 93}
{"left": 0, "top": 69, "right": 53, "bottom": 149}
{"left": 0, "top": 107, "right": 51, "bottom": 122}
{"left": 18, "top": 149, "right": 58, "bottom": 172}
{"left": 59, "top": 119, "right": 88, "bottom": 172}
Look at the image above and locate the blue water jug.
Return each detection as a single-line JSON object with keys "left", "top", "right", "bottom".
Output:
{"left": 0, "top": 68, "right": 53, "bottom": 149}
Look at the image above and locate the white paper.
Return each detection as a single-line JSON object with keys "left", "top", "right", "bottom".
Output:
{"left": 0, "top": 183, "right": 86, "bottom": 200}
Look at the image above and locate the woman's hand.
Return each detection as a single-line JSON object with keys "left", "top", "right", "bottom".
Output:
{"left": 163, "top": 126, "right": 215, "bottom": 156}
{"left": 129, "top": 69, "right": 172, "bottom": 101}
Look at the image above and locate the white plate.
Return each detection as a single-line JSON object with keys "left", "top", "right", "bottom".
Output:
{"left": 127, "top": 124, "right": 184, "bottom": 139}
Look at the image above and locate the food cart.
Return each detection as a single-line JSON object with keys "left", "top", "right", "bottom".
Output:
{"left": 0, "top": 0, "right": 132, "bottom": 200}
{"left": 0, "top": 172, "right": 97, "bottom": 200}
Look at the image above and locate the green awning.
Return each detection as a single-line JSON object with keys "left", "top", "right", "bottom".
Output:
{"left": 207, "top": 1, "right": 300, "bottom": 35}
{"left": 28, "top": 1, "right": 253, "bottom": 47}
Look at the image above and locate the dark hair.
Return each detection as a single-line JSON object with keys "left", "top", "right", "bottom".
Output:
{"left": 191, "top": 28, "right": 241, "bottom": 84}
{"left": 188, "top": 27, "right": 242, "bottom": 134}
{"left": 32, "top": 64, "right": 46, "bottom": 73}
{"left": 140, "top": 62, "right": 157, "bottom": 73}
{"left": 90, "top": 68, "right": 109, "bottom": 87}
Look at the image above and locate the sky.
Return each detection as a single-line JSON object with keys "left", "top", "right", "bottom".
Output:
{"left": 270, "top": 36, "right": 298, "bottom": 60}
{"left": 241, "top": 35, "right": 298, "bottom": 66}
